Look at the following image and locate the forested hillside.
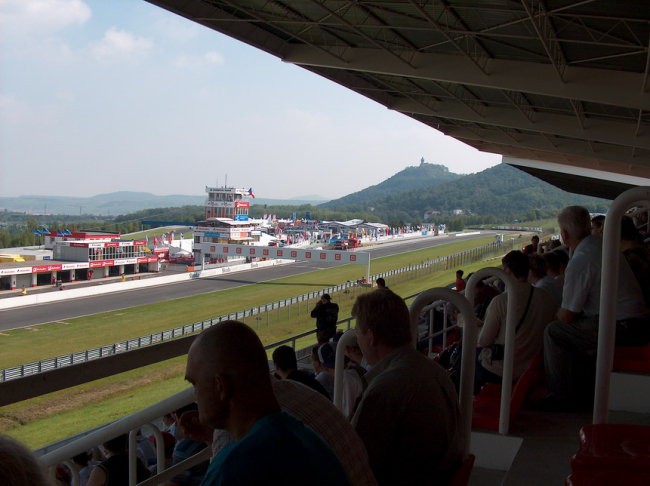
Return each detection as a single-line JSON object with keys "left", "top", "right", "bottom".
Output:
{"left": 322, "top": 161, "right": 460, "bottom": 208}
{"left": 322, "top": 163, "right": 608, "bottom": 223}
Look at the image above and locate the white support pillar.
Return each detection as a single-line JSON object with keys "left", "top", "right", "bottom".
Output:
{"left": 593, "top": 186, "right": 650, "bottom": 424}
{"left": 466, "top": 269, "right": 517, "bottom": 435}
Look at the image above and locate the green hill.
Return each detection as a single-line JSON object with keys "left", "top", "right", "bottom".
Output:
{"left": 321, "top": 159, "right": 461, "bottom": 209}
{"left": 320, "top": 163, "right": 609, "bottom": 223}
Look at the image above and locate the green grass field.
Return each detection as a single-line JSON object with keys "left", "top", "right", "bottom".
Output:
{"left": 1, "top": 236, "right": 503, "bottom": 448}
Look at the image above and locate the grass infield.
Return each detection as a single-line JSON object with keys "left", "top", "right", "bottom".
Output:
{"left": 1, "top": 236, "right": 506, "bottom": 447}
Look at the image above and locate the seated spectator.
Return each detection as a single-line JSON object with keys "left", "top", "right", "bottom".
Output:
{"left": 168, "top": 404, "right": 208, "bottom": 486}
{"left": 184, "top": 320, "right": 350, "bottom": 485}
{"left": 476, "top": 251, "right": 558, "bottom": 393}
{"left": 542, "top": 250, "right": 568, "bottom": 285}
{"left": 351, "top": 289, "right": 464, "bottom": 485}
{"left": 0, "top": 435, "right": 49, "bottom": 486}
{"left": 182, "top": 378, "right": 378, "bottom": 486}
{"left": 473, "top": 278, "right": 500, "bottom": 320}
{"left": 455, "top": 269, "right": 466, "bottom": 291}
{"left": 311, "top": 344, "right": 334, "bottom": 399}
{"left": 312, "top": 340, "right": 365, "bottom": 420}
{"left": 591, "top": 214, "right": 605, "bottom": 236}
{"left": 375, "top": 277, "right": 386, "bottom": 289}
{"left": 72, "top": 450, "right": 100, "bottom": 486}
{"left": 86, "top": 434, "right": 151, "bottom": 486}
{"left": 528, "top": 253, "right": 562, "bottom": 305}
{"left": 621, "top": 215, "right": 650, "bottom": 307}
{"left": 272, "top": 345, "right": 330, "bottom": 399}
{"left": 543, "top": 206, "right": 649, "bottom": 410}
{"left": 523, "top": 235, "right": 540, "bottom": 254}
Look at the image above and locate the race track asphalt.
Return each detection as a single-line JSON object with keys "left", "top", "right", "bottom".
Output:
{"left": 0, "top": 233, "right": 495, "bottom": 330}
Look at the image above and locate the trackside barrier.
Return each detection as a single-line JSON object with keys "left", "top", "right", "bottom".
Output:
{"left": 1, "top": 240, "right": 507, "bottom": 383}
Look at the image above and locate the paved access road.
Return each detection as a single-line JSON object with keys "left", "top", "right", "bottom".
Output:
{"left": 0, "top": 233, "right": 496, "bottom": 330}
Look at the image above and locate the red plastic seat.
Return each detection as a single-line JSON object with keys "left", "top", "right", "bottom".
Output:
{"left": 571, "top": 424, "right": 650, "bottom": 472}
{"left": 613, "top": 343, "right": 650, "bottom": 373}
{"left": 471, "top": 354, "right": 543, "bottom": 431}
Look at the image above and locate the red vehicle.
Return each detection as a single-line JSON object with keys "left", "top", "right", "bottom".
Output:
{"left": 347, "top": 237, "right": 361, "bottom": 248}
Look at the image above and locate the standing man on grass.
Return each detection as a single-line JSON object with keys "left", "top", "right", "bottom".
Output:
{"left": 311, "top": 293, "right": 339, "bottom": 343}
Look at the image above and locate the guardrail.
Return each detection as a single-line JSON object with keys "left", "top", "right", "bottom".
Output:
{"left": 1, "top": 239, "right": 506, "bottom": 382}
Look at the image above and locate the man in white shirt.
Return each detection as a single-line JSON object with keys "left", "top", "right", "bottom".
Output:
{"left": 543, "top": 206, "right": 648, "bottom": 409}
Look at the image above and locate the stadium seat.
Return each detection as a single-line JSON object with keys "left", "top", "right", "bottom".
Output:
{"left": 571, "top": 424, "right": 650, "bottom": 472}
{"left": 613, "top": 343, "right": 650, "bottom": 373}
{"left": 472, "top": 354, "right": 543, "bottom": 431}
{"left": 448, "top": 453, "right": 475, "bottom": 486}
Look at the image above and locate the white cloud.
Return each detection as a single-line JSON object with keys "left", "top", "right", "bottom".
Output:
{"left": 91, "top": 27, "right": 152, "bottom": 60}
{"left": 204, "top": 51, "right": 224, "bottom": 65}
{"left": 173, "top": 51, "right": 225, "bottom": 69}
{"left": 0, "top": 0, "right": 90, "bottom": 33}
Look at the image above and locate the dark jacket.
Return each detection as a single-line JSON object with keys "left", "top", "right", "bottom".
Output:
{"left": 311, "top": 301, "right": 339, "bottom": 331}
{"left": 287, "top": 369, "right": 331, "bottom": 400}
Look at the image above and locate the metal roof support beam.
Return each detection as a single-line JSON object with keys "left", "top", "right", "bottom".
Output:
{"left": 501, "top": 90, "right": 535, "bottom": 122}
{"left": 444, "top": 126, "right": 650, "bottom": 170}
{"left": 520, "top": 0, "right": 567, "bottom": 81}
{"left": 309, "top": 0, "right": 416, "bottom": 68}
{"left": 407, "top": 0, "right": 490, "bottom": 74}
{"left": 392, "top": 97, "right": 650, "bottom": 151}
{"left": 282, "top": 45, "right": 650, "bottom": 110}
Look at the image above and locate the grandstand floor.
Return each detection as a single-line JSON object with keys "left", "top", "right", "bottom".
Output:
{"left": 470, "top": 409, "right": 650, "bottom": 484}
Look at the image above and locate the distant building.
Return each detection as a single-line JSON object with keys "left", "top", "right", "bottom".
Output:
{"left": 204, "top": 185, "right": 251, "bottom": 220}
{"left": 0, "top": 230, "right": 158, "bottom": 290}
{"left": 193, "top": 185, "right": 255, "bottom": 264}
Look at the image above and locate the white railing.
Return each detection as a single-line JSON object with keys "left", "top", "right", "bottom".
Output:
{"left": 466, "top": 269, "right": 517, "bottom": 435}
{"left": 408, "top": 287, "right": 479, "bottom": 454}
{"left": 594, "top": 186, "right": 650, "bottom": 424}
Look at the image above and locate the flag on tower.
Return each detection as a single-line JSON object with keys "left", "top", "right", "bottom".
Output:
{"left": 248, "top": 188, "right": 256, "bottom": 198}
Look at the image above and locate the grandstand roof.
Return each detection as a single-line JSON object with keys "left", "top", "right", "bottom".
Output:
{"left": 146, "top": 1, "right": 650, "bottom": 198}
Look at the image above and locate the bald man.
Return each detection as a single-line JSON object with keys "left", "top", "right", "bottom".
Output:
{"left": 185, "top": 320, "right": 350, "bottom": 486}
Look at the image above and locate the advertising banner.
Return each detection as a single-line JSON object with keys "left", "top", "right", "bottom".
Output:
{"left": 32, "top": 264, "right": 63, "bottom": 273}
{"left": 214, "top": 244, "right": 369, "bottom": 265}
{"left": 62, "top": 262, "right": 90, "bottom": 270}
{"left": 0, "top": 267, "right": 32, "bottom": 276}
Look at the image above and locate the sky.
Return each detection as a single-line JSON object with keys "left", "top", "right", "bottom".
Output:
{"left": 0, "top": 0, "right": 501, "bottom": 201}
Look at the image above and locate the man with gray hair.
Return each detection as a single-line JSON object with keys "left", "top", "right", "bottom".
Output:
{"left": 543, "top": 206, "right": 648, "bottom": 409}
{"left": 351, "top": 288, "right": 464, "bottom": 485}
